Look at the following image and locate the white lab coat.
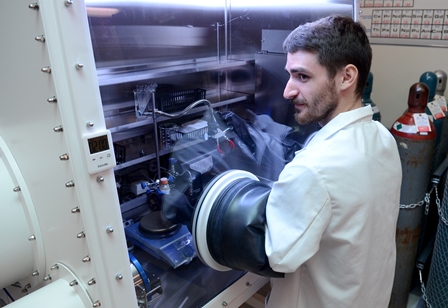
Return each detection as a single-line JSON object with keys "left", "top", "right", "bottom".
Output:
{"left": 265, "top": 106, "right": 402, "bottom": 308}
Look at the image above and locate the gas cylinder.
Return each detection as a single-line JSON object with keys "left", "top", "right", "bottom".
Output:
{"left": 362, "top": 71, "right": 381, "bottom": 121}
{"left": 435, "top": 70, "right": 447, "bottom": 97}
{"left": 389, "top": 82, "right": 436, "bottom": 308}
{"left": 433, "top": 70, "right": 448, "bottom": 169}
{"left": 420, "top": 72, "right": 443, "bottom": 157}
{"left": 424, "top": 70, "right": 448, "bottom": 308}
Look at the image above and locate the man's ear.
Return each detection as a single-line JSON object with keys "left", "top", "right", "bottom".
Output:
{"left": 339, "top": 64, "right": 358, "bottom": 91}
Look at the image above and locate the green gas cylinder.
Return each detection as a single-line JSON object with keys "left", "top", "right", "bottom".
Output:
{"left": 362, "top": 72, "right": 381, "bottom": 121}
{"left": 420, "top": 71, "right": 442, "bottom": 148}
{"left": 433, "top": 70, "right": 448, "bottom": 170}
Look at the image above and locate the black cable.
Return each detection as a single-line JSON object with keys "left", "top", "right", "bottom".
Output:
{"left": 3, "top": 288, "right": 14, "bottom": 302}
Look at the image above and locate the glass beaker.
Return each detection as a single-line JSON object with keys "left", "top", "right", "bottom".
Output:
{"left": 133, "top": 86, "right": 151, "bottom": 118}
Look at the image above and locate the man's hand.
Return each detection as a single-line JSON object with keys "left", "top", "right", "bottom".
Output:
{"left": 161, "top": 188, "right": 195, "bottom": 231}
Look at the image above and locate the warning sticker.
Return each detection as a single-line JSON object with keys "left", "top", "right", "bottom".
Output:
{"left": 393, "top": 121, "right": 418, "bottom": 133}
{"left": 427, "top": 100, "right": 445, "bottom": 120}
{"left": 435, "top": 95, "right": 447, "bottom": 112}
{"left": 413, "top": 113, "right": 432, "bottom": 132}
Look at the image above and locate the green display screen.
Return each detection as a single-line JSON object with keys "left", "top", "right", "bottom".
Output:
{"left": 88, "top": 135, "right": 110, "bottom": 154}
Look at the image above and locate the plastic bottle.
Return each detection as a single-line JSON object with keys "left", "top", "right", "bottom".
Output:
{"left": 159, "top": 177, "right": 170, "bottom": 194}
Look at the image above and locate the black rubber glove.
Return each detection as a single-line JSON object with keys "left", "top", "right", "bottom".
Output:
{"left": 218, "top": 111, "right": 256, "bottom": 153}
{"left": 161, "top": 188, "right": 195, "bottom": 232}
{"left": 205, "top": 177, "right": 284, "bottom": 278}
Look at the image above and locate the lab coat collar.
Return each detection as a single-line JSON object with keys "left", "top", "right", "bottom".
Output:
{"left": 302, "top": 105, "right": 373, "bottom": 149}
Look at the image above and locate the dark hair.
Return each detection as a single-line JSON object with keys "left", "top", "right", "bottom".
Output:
{"left": 283, "top": 15, "right": 372, "bottom": 99}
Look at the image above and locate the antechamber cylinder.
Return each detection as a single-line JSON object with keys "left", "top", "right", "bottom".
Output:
{"left": 0, "top": 138, "right": 37, "bottom": 289}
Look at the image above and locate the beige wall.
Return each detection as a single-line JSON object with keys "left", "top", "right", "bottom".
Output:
{"left": 370, "top": 44, "right": 448, "bottom": 129}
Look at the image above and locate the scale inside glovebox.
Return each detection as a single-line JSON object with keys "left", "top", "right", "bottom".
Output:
{"left": 125, "top": 211, "right": 196, "bottom": 269}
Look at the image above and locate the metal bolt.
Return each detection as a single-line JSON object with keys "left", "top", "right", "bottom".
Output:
{"left": 32, "top": 270, "right": 39, "bottom": 276}
{"left": 222, "top": 301, "right": 228, "bottom": 306}
{"left": 69, "top": 280, "right": 78, "bottom": 286}
{"left": 87, "top": 278, "right": 96, "bottom": 286}
{"left": 65, "top": 0, "right": 74, "bottom": 6}
{"left": 86, "top": 121, "right": 94, "bottom": 128}
{"left": 76, "top": 231, "right": 85, "bottom": 238}
{"left": 41, "top": 66, "right": 51, "bottom": 74}
{"left": 65, "top": 181, "right": 75, "bottom": 188}
{"left": 71, "top": 207, "right": 80, "bottom": 214}
{"left": 59, "top": 153, "right": 69, "bottom": 160}
{"left": 93, "top": 301, "right": 101, "bottom": 307}
{"left": 28, "top": 3, "right": 39, "bottom": 10}
{"left": 53, "top": 125, "right": 63, "bottom": 132}
{"left": 106, "top": 226, "right": 114, "bottom": 234}
{"left": 47, "top": 96, "right": 57, "bottom": 103}
{"left": 115, "top": 274, "right": 123, "bottom": 280}
{"left": 29, "top": 235, "right": 36, "bottom": 241}
{"left": 13, "top": 186, "right": 21, "bottom": 192}
{"left": 82, "top": 256, "right": 91, "bottom": 262}
{"left": 43, "top": 275, "right": 51, "bottom": 282}
{"left": 76, "top": 63, "right": 84, "bottom": 69}
{"left": 35, "top": 35, "right": 45, "bottom": 43}
{"left": 246, "top": 282, "right": 252, "bottom": 287}
{"left": 50, "top": 264, "right": 59, "bottom": 270}
{"left": 97, "top": 176, "right": 104, "bottom": 183}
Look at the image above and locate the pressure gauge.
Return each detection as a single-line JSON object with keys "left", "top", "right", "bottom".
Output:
{"left": 82, "top": 130, "right": 116, "bottom": 174}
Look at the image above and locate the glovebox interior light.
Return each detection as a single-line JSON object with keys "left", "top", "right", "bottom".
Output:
{"left": 84, "top": 0, "right": 338, "bottom": 8}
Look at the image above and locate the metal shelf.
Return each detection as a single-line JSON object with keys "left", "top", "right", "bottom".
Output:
{"left": 113, "top": 139, "right": 205, "bottom": 171}
{"left": 110, "top": 90, "right": 251, "bottom": 171}
{"left": 97, "top": 59, "right": 254, "bottom": 86}
{"left": 100, "top": 57, "right": 255, "bottom": 173}
{"left": 106, "top": 91, "right": 252, "bottom": 133}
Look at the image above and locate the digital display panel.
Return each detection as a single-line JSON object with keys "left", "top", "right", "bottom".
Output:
{"left": 88, "top": 134, "right": 110, "bottom": 154}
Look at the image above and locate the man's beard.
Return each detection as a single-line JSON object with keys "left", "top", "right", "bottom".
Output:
{"left": 293, "top": 82, "right": 338, "bottom": 125}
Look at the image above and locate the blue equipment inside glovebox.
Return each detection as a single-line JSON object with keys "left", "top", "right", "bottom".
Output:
{"left": 125, "top": 221, "right": 196, "bottom": 269}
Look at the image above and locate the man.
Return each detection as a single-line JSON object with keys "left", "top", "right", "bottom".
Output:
{"left": 162, "top": 14, "right": 402, "bottom": 308}
{"left": 264, "top": 15, "right": 402, "bottom": 307}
